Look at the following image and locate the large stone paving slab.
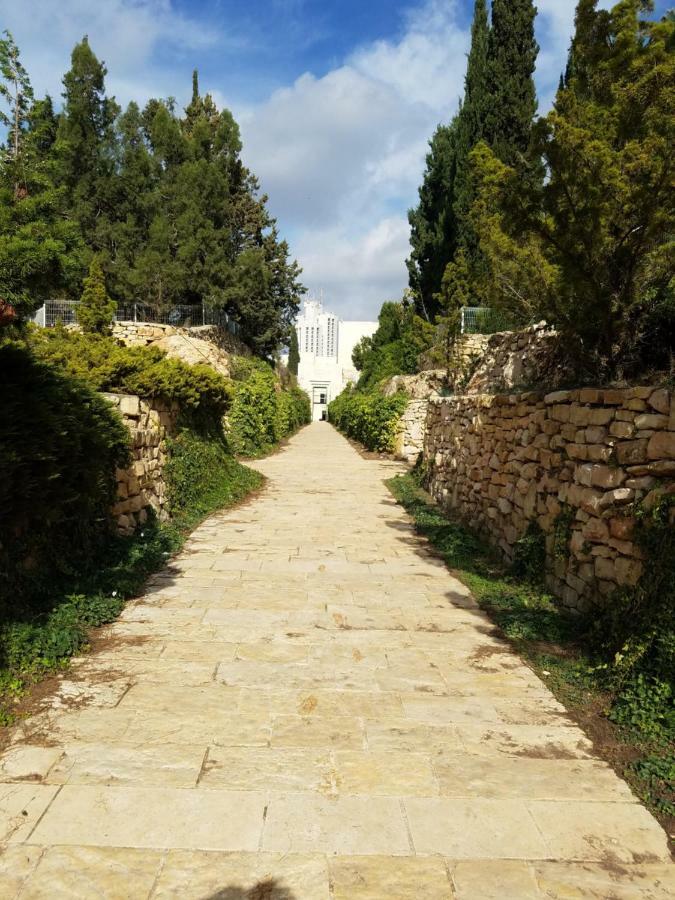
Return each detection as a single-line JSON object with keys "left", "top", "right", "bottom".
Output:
{"left": 0, "top": 423, "right": 672, "bottom": 897}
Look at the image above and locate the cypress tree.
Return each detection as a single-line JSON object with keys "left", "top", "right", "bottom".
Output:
{"left": 565, "top": 1, "right": 607, "bottom": 100}
{"left": 407, "top": 1, "right": 493, "bottom": 316}
{"left": 407, "top": 120, "right": 459, "bottom": 321}
{"left": 453, "top": 0, "right": 491, "bottom": 262}
{"left": 458, "top": 0, "right": 491, "bottom": 152}
{"left": 76, "top": 257, "right": 116, "bottom": 334}
{"left": 485, "top": 0, "right": 539, "bottom": 164}
{"left": 288, "top": 328, "right": 300, "bottom": 375}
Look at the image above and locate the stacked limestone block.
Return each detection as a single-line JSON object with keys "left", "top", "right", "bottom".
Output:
{"left": 394, "top": 400, "right": 430, "bottom": 463}
{"left": 103, "top": 393, "right": 178, "bottom": 535}
{"left": 383, "top": 373, "right": 447, "bottom": 464}
{"left": 465, "top": 324, "right": 568, "bottom": 395}
{"left": 424, "top": 386, "right": 674, "bottom": 611}
{"left": 111, "top": 322, "right": 250, "bottom": 361}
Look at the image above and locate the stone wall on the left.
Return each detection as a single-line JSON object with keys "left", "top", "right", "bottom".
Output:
{"left": 103, "top": 393, "right": 179, "bottom": 535}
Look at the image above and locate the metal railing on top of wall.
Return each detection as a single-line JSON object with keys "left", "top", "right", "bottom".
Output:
{"left": 460, "top": 307, "right": 512, "bottom": 335}
{"left": 31, "top": 300, "right": 241, "bottom": 336}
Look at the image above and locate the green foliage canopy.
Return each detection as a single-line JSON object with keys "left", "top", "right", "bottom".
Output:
{"left": 471, "top": 0, "right": 675, "bottom": 377}
{"left": 353, "top": 299, "right": 434, "bottom": 391}
{"left": 407, "top": 0, "right": 538, "bottom": 319}
{"left": 0, "top": 38, "right": 303, "bottom": 355}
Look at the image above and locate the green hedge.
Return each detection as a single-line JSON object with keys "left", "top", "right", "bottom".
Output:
{"left": 227, "top": 357, "right": 310, "bottom": 456}
{"left": 328, "top": 386, "right": 408, "bottom": 452}
{"left": 28, "top": 327, "right": 232, "bottom": 418}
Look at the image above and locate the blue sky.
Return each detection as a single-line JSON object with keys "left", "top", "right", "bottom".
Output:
{"left": 1, "top": 0, "right": 671, "bottom": 318}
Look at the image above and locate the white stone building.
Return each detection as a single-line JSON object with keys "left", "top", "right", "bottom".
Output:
{"left": 295, "top": 299, "right": 377, "bottom": 421}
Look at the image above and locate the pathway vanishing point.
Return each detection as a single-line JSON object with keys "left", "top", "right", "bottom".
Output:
{"left": 1, "top": 423, "right": 673, "bottom": 898}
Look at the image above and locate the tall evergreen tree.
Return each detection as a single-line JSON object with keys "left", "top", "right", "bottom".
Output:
{"left": 485, "top": 0, "right": 539, "bottom": 164}
{"left": 407, "top": 121, "right": 459, "bottom": 321}
{"left": 1, "top": 35, "right": 304, "bottom": 352}
{"left": 0, "top": 45, "right": 84, "bottom": 315}
{"left": 471, "top": 0, "right": 674, "bottom": 377}
{"left": 407, "top": 0, "right": 494, "bottom": 318}
{"left": 107, "top": 101, "right": 158, "bottom": 302}
{"left": 453, "top": 0, "right": 491, "bottom": 264}
{"left": 55, "top": 37, "right": 119, "bottom": 249}
{"left": 564, "top": 1, "right": 612, "bottom": 99}
{"left": 288, "top": 328, "right": 300, "bottom": 376}
{"left": 0, "top": 30, "right": 33, "bottom": 196}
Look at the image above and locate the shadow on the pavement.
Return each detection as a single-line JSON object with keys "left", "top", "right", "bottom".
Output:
{"left": 204, "top": 881, "right": 296, "bottom": 900}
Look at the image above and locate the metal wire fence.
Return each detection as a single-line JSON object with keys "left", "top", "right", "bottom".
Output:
{"left": 460, "top": 307, "right": 513, "bottom": 335}
{"left": 31, "top": 301, "right": 241, "bottom": 335}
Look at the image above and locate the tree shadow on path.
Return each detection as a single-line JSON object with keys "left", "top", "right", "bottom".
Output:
{"left": 205, "top": 880, "right": 297, "bottom": 900}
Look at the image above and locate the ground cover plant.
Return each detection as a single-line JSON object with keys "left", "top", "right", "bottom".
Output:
{"left": 0, "top": 410, "right": 263, "bottom": 726}
{"left": 387, "top": 471, "right": 675, "bottom": 833}
{"left": 28, "top": 325, "right": 232, "bottom": 418}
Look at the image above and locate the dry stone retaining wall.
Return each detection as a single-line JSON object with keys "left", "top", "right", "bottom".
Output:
{"left": 464, "top": 323, "right": 568, "bottom": 395}
{"left": 394, "top": 400, "right": 429, "bottom": 463}
{"left": 103, "top": 393, "right": 178, "bottom": 535}
{"left": 424, "top": 386, "right": 674, "bottom": 611}
{"left": 383, "top": 371, "right": 447, "bottom": 463}
{"left": 112, "top": 321, "right": 250, "bottom": 377}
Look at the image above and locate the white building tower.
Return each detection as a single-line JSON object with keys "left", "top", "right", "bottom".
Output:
{"left": 295, "top": 299, "right": 377, "bottom": 421}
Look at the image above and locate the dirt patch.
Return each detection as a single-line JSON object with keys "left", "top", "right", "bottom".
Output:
{"left": 298, "top": 695, "right": 318, "bottom": 715}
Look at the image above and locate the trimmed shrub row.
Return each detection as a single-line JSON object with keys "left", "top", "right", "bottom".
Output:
{"left": 328, "top": 386, "right": 408, "bottom": 453}
{"left": 227, "top": 357, "right": 311, "bottom": 457}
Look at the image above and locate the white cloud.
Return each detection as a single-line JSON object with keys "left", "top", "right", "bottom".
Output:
{"left": 0, "top": 0, "right": 223, "bottom": 107}
{"left": 240, "top": 0, "right": 471, "bottom": 318}
{"left": 293, "top": 217, "right": 412, "bottom": 320}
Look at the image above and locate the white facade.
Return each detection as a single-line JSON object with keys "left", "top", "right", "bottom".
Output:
{"left": 295, "top": 300, "right": 377, "bottom": 421}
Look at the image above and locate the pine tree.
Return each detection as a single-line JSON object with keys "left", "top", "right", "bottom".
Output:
{"left": 76, "top": 257, "right": 116, "bottom": 334}
{"left": 56, "top": 37, "right": 119, "bottom": 249}
{"left": 485, "top": 0, "right": 539, "bottom": 164}
{"left": 107, "top": 101, "right": 158, "bottom": 302}
{"left": 0, "top": 30, "right": 34, "bottom": 196}
{"left": 288, "top": 328, "right": 300, "bottom": 376}
{"left": 0, "top": 45, "right": 84, "bottom": 316}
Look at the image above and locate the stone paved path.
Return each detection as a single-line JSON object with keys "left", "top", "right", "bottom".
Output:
{"left": 1, "top": 423, "right": 673, "bottom": 898}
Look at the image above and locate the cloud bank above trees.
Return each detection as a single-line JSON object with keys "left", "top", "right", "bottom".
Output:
{"left": 0, "top": 0, "right": 619, "bottom": 318}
